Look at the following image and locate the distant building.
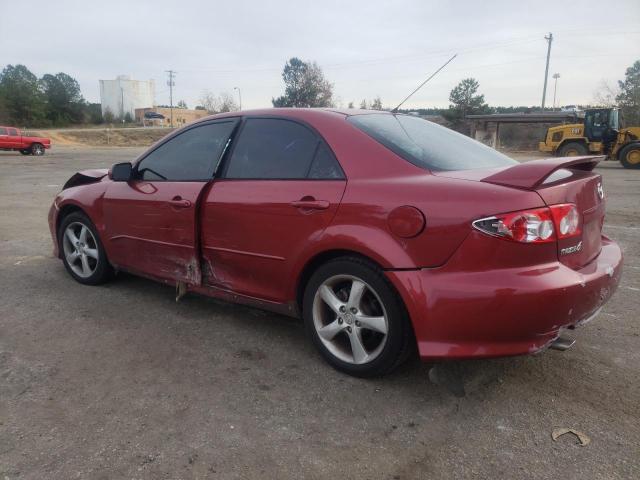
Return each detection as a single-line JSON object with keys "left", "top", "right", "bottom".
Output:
{"left": 135, "top": 107, "right": 208, "bottom": 127}
{"left": 99, "top": 75, "right": 155, "bottom": 119}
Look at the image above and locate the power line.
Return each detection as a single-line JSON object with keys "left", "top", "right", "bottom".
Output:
{"left": 168, "top": 30, "right": 640, "bottom": 76}
{"left": 177, "top": 37, "right": 540, "bottom": 75}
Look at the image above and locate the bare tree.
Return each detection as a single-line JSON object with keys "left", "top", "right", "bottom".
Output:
{"left": 217, "top": 92, "right": 238, "bottom": 112}
{"left": 593, "top": 80, "right": 620, "bottom": 107}
{"left": 199, "top": 90, "right": 239, "bottom": 113}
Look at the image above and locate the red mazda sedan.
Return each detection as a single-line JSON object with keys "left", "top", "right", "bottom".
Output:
{"left": 49, "top": 109, "right": 622, "bottom": 377}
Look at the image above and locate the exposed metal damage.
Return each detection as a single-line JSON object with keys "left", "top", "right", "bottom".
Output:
{"left": 63, "top": 169, "right": 109, "bottom": 190}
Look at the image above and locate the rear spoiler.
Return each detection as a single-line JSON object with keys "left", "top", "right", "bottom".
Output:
{"left": 482, "top": 156, "right": 603, "bottom": 190}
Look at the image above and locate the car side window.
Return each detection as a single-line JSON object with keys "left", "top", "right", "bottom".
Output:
{"left": 137, "top": 121, "right": 236, "bottom": 181}
{"left": 308, "top": 143, "right": 344, "bottom": 179}
{"left": 8, "top": 128, "right": 18, "bottom": 136}
{"left": 225, "top": 118, "right": 319, "bottom": 179}
{"left": 0, "top": 128, "right": 7, "bottom": 135}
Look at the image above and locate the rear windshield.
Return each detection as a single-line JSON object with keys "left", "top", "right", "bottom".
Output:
{"left": 348, "top": 113, "right": 517, "bottom": 171}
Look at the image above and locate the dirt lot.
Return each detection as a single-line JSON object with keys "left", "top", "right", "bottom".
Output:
{"left": 1, "top": 146, "right": 638, "bottom": 479}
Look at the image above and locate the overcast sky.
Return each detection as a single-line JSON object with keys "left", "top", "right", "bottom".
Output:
{"left": 2, "top": 0, "right": 639, "bottom": 110}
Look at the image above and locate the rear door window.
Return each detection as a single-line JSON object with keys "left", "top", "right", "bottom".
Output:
{"left": 225, "top": 118, "right": 319, "bottom": 179}
{"left": 308, "top": 143, "right": 344, "bottom": 179}
{"left": 8, "top": 128, "right": 18, "bottom": 136}
{"left": 0, "top": 128, "right": 7, "bottom": 135}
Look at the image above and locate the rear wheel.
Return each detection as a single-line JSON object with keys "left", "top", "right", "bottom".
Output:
{"left": 58, "top": 212, "right": 113, "bottom": 285}
{"left": 557, "top": 141, "right": 588, "bottom": 157}
{"left": 303, "top": 257, "right": 414, "bottom": 377}
{"left": 30, "top": 143, "right": 45, "bottom": 156}
{"left": 619, "top": 143, "right": 640, "bottom": 169}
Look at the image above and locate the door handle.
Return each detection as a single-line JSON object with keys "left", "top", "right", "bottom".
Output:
{"left": 168, "top": 197, "right": 192, "bottom": 208}
{"left": 290, "top": 199, "right": 330, "bottom": 210}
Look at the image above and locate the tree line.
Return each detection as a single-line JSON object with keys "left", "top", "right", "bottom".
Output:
{"left": 0, "top": 65, "right": 104, "bottom": 127}
{"left": 1, "top": 59, "right": 638, "bottom": 128}
{"left": 271, "top": 57, "right": 640, "bottom": 127}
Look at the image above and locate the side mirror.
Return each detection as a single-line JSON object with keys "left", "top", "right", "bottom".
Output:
{"left": 110, "top": 162, "right": 133, "bottom": 182}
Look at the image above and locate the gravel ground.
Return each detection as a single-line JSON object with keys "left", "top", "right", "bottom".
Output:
{"left": 0, "top": 146, "right": 638, "bottom": 479}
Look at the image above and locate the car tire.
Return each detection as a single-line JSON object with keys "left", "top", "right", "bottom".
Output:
{"left": 30, "top": 143, "right": 45, "bottom": 156}
{"left": 619, "top": 143, "right": 640, "bottom": 169}
{"left": 19, "top": 149, "right": 31, "bottom": 155}
{"left": 303, "top": 256, "right": 415, "bottom": 377}
{"left": 557, "top": 141, "right": 588, "bottom": 157}
{"left": 58, "top": 211, "right": 113, "bottom": 285}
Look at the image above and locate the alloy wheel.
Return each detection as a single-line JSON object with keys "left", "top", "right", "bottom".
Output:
{"left": 62, "top": 222, "right": 99, "bottom": 278}
{"left": 312, "top": 274, "right": 389, "bottom": 365}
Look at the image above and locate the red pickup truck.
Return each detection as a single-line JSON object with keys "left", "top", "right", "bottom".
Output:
{"left": 0, "top": 126, "right": 51, "bottom": 155}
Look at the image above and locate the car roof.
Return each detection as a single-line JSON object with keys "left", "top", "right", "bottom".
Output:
{"left": 196, "top": 107, "right": 393, "bottom": 124}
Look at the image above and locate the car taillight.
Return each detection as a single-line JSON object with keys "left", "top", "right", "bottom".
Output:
{"left": 473, "top": 204, "right": 580, "bottom": 243}
{"left": 549, "top": 203, "right": 581, "bottom": 239}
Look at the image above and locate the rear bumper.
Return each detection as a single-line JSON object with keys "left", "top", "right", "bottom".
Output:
{"left": 386, "top": 234, "right": 623, "bottom": 360}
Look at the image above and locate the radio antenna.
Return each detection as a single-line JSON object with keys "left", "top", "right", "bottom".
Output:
{"left": 392, "top": 54, "right": 457, "bottom": 113}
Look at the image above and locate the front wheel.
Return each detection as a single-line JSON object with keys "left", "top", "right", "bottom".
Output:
{"left": 557, "top": 141, "right": 588, "bottom": 157}
{"left": 619, "top": 143, "right": 640, "bottom": 169}
{"left": 30, "top": 143, "right": 45, "bottom": 156}
{"left": 303, "top": 257, "right": 414, "bottom": 377}
{"left": 58, "top": 212, "right": 113, "bottom": 285}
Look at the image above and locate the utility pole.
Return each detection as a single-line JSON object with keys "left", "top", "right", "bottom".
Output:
{"left": 541, "top": 33, "right": 553, "bottom": 110}
{"left": 120, "top": 86, "right": 124, "bottom": 123}
{"left": 234, "top": 86, "right": 242, "bottom": 111}
{"left": 165, "top": 70, "right": 176, "bottom": 127}
{"left": 552, "top": 73, "right": 560, "bottom": 110}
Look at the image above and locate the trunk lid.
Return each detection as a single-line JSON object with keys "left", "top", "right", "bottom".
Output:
{"left": 434, "top": 156, "right": 605, "bottom": 269}
{"left": 534, "top": 168, "right": 604, "bottom": 269}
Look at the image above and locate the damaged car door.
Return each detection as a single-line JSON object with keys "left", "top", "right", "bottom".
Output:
{"left": 103, "top": 119, "right": 238, "bottom": 284}
{"left": 201, "top": 117, "right": 346, "bottom": 302}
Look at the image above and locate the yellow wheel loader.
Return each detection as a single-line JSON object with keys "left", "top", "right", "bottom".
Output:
{"left": 539, "top": 108, "right": 640, "bottom": 169}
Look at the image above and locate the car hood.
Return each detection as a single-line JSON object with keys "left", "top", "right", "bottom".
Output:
{"left": 63, "top": 168, "right": 109, "bottom": 190}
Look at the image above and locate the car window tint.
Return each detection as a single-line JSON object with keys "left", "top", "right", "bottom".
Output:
{"left": 137, "top": 121, "right": 235, "bottom": 181}
{"left": 308, "top": 143, "right": 344, "bottom": 179}
{"left": 8, "top": 128, "right": 18, "bottom": 136}
{"left": 0, "top": 128, "right": 7, "bottom": 135}
{"left": 225, "top": 119, "right": 318, "bottom": 179}
{"left": 349, "top": 114, "right": 517, "bottom": 171}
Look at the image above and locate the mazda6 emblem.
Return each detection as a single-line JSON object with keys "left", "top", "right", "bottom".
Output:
{"left": 597, "top": 182, "right": 604, "bottom": 200}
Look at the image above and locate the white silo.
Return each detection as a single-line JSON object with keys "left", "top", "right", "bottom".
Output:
{"left": 99, "top": 75, "right": 155, "bottom": 119}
